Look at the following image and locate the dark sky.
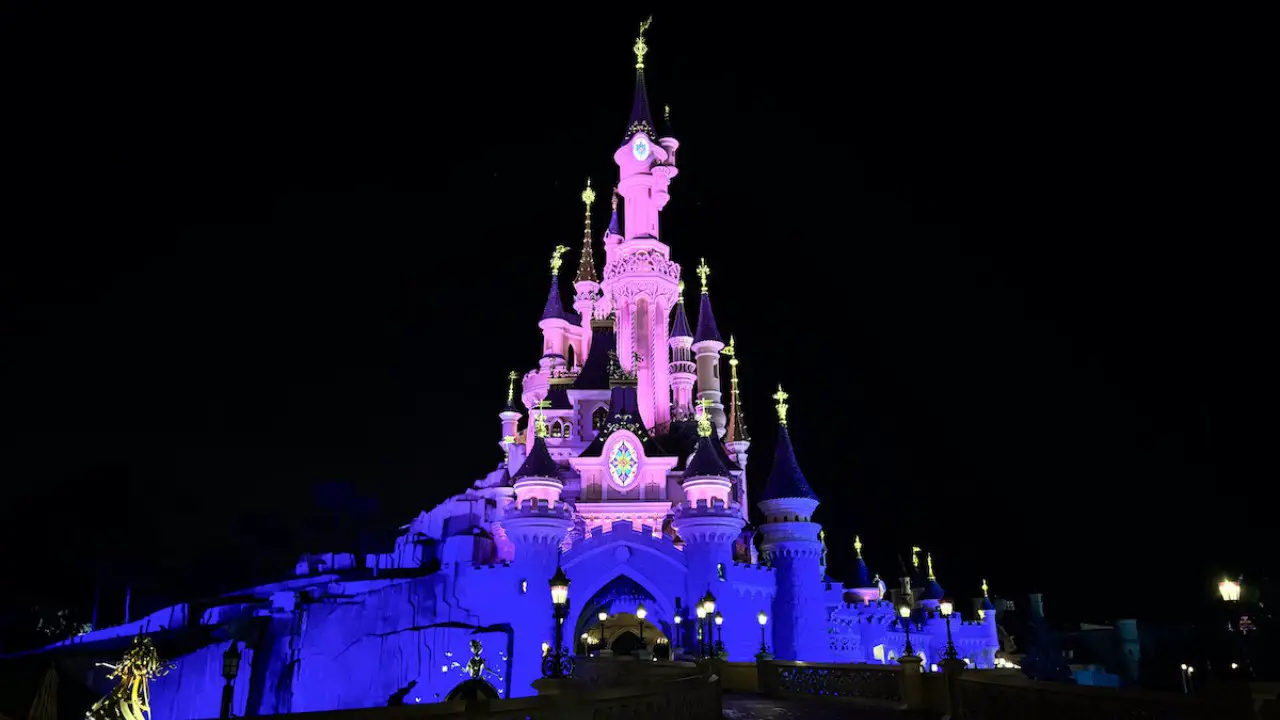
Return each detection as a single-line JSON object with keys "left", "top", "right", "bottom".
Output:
{"left": 1, "top": 6, "right": 1270, "bottom": 627}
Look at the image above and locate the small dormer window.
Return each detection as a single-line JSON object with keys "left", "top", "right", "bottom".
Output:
{"left": 563, "top": 421, "right": 573, "bottom": 439}
{"left": 551, "top": 421, "right": 563, "bottom": 438}
{"left": 592, "top": 406, "right": 609, "bottom": 430}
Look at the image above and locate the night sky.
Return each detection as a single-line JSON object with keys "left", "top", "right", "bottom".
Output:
{"left": 1, "top": 6, "right": 1269, "bottom": 630}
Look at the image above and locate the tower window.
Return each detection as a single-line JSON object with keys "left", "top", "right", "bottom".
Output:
{"left": 566, "top": 345, "right": 576, "bottom": 368}
{"left": 551, "top": 421, "right": 563, "bottom": 438}
{"left": 592, "top": 406, "right": 609, "bottom": 430}
{"left": 563, "top": 421, "right": 573, "bottom": 439}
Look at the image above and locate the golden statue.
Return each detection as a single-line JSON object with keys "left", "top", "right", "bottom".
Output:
{"left": 550, "top": 245, "right": 570, "bottom": 276}
{"left": 634, "top": 16, "right": 653, "bottom": 69}
{"left": 772, "top": 384, "right": 789, "bottom": 427}
{"left": 696, "top": 258, "right": 711, "bottom": 294}
{"left": 696, "top": 397, "right": 714, "bottom": 437}
{"left": 86, "top": 635, "right": 174, "bottom": 720}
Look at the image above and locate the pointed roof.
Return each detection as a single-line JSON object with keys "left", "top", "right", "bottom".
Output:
{"left": 575, "top": 181, "right": 599, "bottom": 284}
{"left": 760, "top": 425, "right": 819, "bottom": 502}
{"left": 684, "top": 435, "right": 732, "bottom": 479}
{"left": 607, "top": 200, "right": 620, "bottom": 236}
{"left": 541, "top": 275, "right": 565, "bottom": 321}
{"left": 724, "top": 336, "right": 749, "bottom": 442}
{"left": 572, "top": 324, "right": 618, "bottom": 390}
{"left": 852, "top": 557, "right": 874, "bottom": 588}
{"left": 625, "top": 17, "right": 657, "bottom": 141}
{"left": 670, "top": 293, "right": 693, "bottom": 339}
{"left": 694, "top": 292, "right": 722, "bottom": 344}
{"left": 513, "top": 435, "right": 560, "bottom": 480}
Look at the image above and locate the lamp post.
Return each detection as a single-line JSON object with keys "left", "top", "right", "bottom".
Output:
{"left": 674, "top": 612, "right": 682, "bottom": 653}
{"left": 714, "top": 611, "right": 724, "bottom": 656}
{"left": 542, "top": 566, "right": 574, "bottom": 679}
{"left": 700, "top": 590, "right": 717, "bottom": 660}
{"left": 939, "top": 600, "right": 959, "bottom": 661}
{"left": 598, "top": 610, "right": 608, "bottom": 650}
{"left": 899, "top": 605, "right": 915, "bottom": 656}
{"left": 1180, "top": 663, "right": 1195, "bottom": 694}
{"left": 636, "top": 603, "right": 647, "bottom": 647}
{"left": 757, "top": 611, "right": 769, "bottom": 655}
{"left": 1219, "top": 578, "right": 1241, "bottom": 602}
{"left": 220, "top": 640, "right": 241, "bottom": 720}
{"left": 696, "top": 605, "right": 707, "bottom": 658}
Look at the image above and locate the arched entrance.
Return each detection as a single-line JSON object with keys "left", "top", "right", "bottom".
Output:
{"left": 574, "top": 576, "right": 671, "bottom": 656}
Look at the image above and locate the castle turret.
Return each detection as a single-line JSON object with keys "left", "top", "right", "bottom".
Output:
{"left": 572, "top": 180, "right": 602, "bottom": 363}
{"left": 671, "top": 408, "right": 745, "bottom": 657}
{"left": 721, "top": 335, "right": 750, "bottom": 518}
{"left": 602, "top": 17, "right": 680, "bottom": 430}
{"left": 511, "top": 414, "right": 564, "bottom": 506}
{"left": 692, "top": 259, "right": 726, "bottom": 436}
{"left": 539, "top": 246, "right": 573, "bottom": 375}
{"left": 918, "top": 553, "right": 945, "bottom": 609}
{"left": 668, "top": 281, "right": 696, "bottom": 419}
{"left": 756, "top": 386, "right": 827, "bottom": 661}
{"left": 500, "top": 371, "right": 524, "bottom": 470}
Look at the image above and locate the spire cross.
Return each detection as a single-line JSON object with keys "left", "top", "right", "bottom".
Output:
{"left": 696, "top": 258, "right": 711, "bottom": 294}
{"left": 550, "top": 245, "right": 570, "bottom": 277}
{"left": 506, "top": 371, "right": 518, "bottom": 405}
{"left": 582, "top": 178, "right": 596, "bottom": 211}
{"left": 772, "top": 384, "right": 789, "bottom": 427}
{"left": 982, "top": 578, "right": 990, "bottom": 597}
{"left": 854, "top": 535, "right": 863, "bottom": 558}
{"left": 677, "top": 280, "right": 685, "bottom": 304}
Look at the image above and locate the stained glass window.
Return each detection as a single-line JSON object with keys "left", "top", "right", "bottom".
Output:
{"left": 609, "top": 439, "right": 638, "bottom": 487}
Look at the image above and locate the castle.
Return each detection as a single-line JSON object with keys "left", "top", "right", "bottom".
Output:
{"left": 38, "top": 22, "right": 1000, "bottom": 718}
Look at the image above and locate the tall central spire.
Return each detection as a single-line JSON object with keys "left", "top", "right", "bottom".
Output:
{"left": 626, "top": 16, "right": 656, "bottom": 140}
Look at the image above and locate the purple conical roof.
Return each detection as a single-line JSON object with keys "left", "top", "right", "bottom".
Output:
{"left": 541, "top": 275, "right": 565, "bottom": 321}
{"left": 693, "top": 292, "right": 722, "bottom": 344}
{"left": 513, "top": 435, "right": 560, "bottom": 480}
{"left": 670, "top": 299, "right": 693, "bottom": 338}
{"left": 626, "top": 70, "right": 656, "bottom": 141}
{"left": 684, "top": 435, "right": 732, "bottom": 479}
{"left": 607, "top": 208, "right": 620, "bottom": 236}
{"left": 760, "top": 425, "right": 818, "bottom": 502}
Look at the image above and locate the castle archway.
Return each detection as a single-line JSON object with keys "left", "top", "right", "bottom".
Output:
{"left": 573, "top": 575, "right": 672, "bottom": 656}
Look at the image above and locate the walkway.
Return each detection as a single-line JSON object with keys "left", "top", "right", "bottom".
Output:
{"left": 722, "top": 693, "right": 936, "bottom": 719}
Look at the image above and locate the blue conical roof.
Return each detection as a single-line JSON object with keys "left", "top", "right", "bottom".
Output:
{"left": 852, "top": 558, "right": 873, "bottom": 588}
{"left": 694, "top": 292, "right": 722, "bottom": 344}
{"left": 671, "top": 299, "right": 693, "bottom": 339}
{"left": 684, "top": 436, "right": 732, "bottom": 479}
{"left": 541, "top": 276, "right": 565, "bottom": 321}
{"left": 760, "top": 425, "right": 818, "bottom": 501}
{"left": 513, "top": 436, "right": 560, "bottom": 480}
{"left": 920, "top": 580, "right": 945, "bottom": 601}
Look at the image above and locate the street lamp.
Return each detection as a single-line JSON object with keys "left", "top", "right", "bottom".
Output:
{"left": 1219, "top": 578, "right": 1241, "bottom": 602}
{"left": 899, "top": 605, "right": 915, "bottom": 656}
{"left": 700, "top": 591, "right": 716, "bottom": 660}
{"left": 696, "top": 605, "right": 708, "bottom": 658}
{"left": 220, "top": 640, "right": 241, "bottom": 720}
{"left": 598, "top": 610, "right": 608, "bottom": 648}
{"left": 636, "top": 603, "right": 647, "bottom": 646}
{"left": 714, "top": 611, "right": 724, "bottom": 656}
{"left": 674, "top": 612, "right": 682, "bottom": 652}
{"left": 939, "top": 600, "right": 959, "bottom": 661}
{"left": 542, "top": 566, "right": 574, "bottom": 679}
{"left": 757, "top": 611, "right": 769, "bottom": 655}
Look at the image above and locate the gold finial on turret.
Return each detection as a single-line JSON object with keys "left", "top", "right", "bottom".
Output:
{"left": 696, "top": 258, "right": 711, "bottom": 294}
{"left": 912, "top": 546, "right": 921, "bottom": 568}
{"left": 677, "top": 280, "right": 685, "bottom": 303}
{"left": 582, "top": 178, "right": 596, "bottom": 210}
{"left": 723, "top": 336, "right": 748, "bottom": 442}
{"left": 506, "top": 371, "right": 517, "bottom": 406}
{"left": 696, "top": 397, "right": 714, "bottom": 437}
{"left": 634, "top": 16, "right": 653, "bottom": 70}
{"left": 723, "top": 335, "right": 738, "bottom": 365}
{"left": 927, "top": 553, "right": 936, "bottom": 581}
{"left": 550, "top": 244, "right": 570, "bottom": 276}
{"left": 533, "top": 400, "right": 550, "bottom": 438}
{"left": 854, "top": 535, "right": 863, "bottom": 558}
{"left": 772, "top": 384, "right": 789, "bottom": 427}
{"left": 664, "top": 104, "right": 671, "bottom": 122}
{"left": 982, "top": 578, "right": 990, "bottom": 597}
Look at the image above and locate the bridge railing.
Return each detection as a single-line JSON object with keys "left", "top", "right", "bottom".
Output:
{"left": 755, "top": 659, "right": 906, "bottom": 709}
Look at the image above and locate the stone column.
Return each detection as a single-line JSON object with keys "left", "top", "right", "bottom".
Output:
{"left": 897, "top": 654, "right": 924, "bottom": 711}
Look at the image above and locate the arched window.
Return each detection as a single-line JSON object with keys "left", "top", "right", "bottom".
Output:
{"left": 592, "top": 406, "right": 609, "bottom": 430}
{"left": 566, "top": 345, "right": 576, "bottom": 368}
{"left": 551, "top": 421, "right": 563, "bottom": 438}
{"left": 563, "top": 421, "right": 573, "bottom": 439}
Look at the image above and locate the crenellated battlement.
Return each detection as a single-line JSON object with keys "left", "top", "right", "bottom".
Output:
{"left": 503, "top": 498, "right": 575, "bottom": 519}
{"left": 673, "top": 497, "right": 741, "bottom": 517}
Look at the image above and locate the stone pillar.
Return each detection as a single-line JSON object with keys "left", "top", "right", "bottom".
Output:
{"left": 939, "top": 657, "right": 966, "bottom": 718}
{"left": 897, "top": 654, "right": 924, "bottom": 711}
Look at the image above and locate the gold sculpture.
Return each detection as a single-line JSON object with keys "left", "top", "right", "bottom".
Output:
{"left": 772, "top": 384, "right": 789, "bottom": 427}
{"left": 634, "top": 16, "right": 653, "bottom": 69}
{"left": 533, "top": 400, "right": 550, "bottom": 438}
{"left": 86, "top": 635, "right": 174, "bottom": 720}
{"left": 506, "top": 371, "right": 517, "bottom": 406}
{"left": 550, "top": 245, "right": 570, "bottom": 276}
{"left": 696, "top": 397, "right": 714, "bottom": 438}
{"left": 696, "top": 258, "right": 711, "bottom": 294}
{"left": 582, "top": 178, "right": 596, "bottom": 209}
{"left": 854, "top": 535, "right": 863, "bottom": 558}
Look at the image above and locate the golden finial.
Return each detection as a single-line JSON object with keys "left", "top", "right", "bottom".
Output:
{"left": 772, "top": 384, "right": 789, "bottom": 427}
{"left": 506, "top": 371, "right": 517, "bottom": 405}
{"left": 854, "top": 535, "right": 863, "bottom": 558}
{"left": 533, "top": 400, "right": 550, "bottom": 438}
{"left": 927, "top": 553, "right": 936, "bottom": 581}
{"left": 982, "top": 578, "right": 990, "bottom": 597}
{"left": 696, "top": 397, "right": 713, "bottom": 437}
{"left": 582, "top": 178, "right": 596, "bottom": 209}
{"left": 634, "top": 16, "right": 653, "bottom": 70}
{"left": 677, "top": 280, "right": 685, "bottom": 303}
{"left": 723, "top": 335, "right": 737, "bottom": 365}
{"left": 912, "top": 546, "right": 921, "bottom": 568}
{"left": 696, "top": 258, "right": 711, "bottom": 294}
{"left": 550, "top": 244, "right": 570, "bottom": 276}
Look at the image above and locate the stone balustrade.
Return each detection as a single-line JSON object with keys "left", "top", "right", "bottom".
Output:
{"left": 756, "top": 659, "right": 906, "bottom": 709}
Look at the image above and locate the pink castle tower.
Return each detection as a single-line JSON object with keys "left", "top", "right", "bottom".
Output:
{"left": 601, "top": 17, "right": 681, "bottom": 430}
{"left": 667, "top": 281, "right": 696, "bottom": 420}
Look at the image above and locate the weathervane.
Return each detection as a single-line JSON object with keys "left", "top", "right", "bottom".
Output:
{"left": 696, "top": 397, "right": 714, "bottom": 437}
{"left": 912, "top": 546, "right": 921, "bottom": 569}
{"left": 550, "top": 245, "right": 570, "bottom": 276}
{"left": 927, "top": 553, "right": 937, "bottom": 581}
{"left": 533, "top": 400, "right": 550, "bottom": 438}
{"left": 634, "top": 15, "right": 653, "bottom": 69}
{"left": 677, "top": 279, "right": 685, "bottom": 304}
{"left": 506, "top": 371, "right": 517, "bottom": 406}
{"left": 772, "top": 384, "right": 789, "bottom": 427}
{"left": 854, "top": 535, "right": 863, "bottom": 558}
{"left": 696, "top": 258, "right": 711, "bottom": 294}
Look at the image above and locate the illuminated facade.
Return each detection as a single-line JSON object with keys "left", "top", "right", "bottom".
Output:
{"left": 40, "top": 22, "right": 1000, "bottom": 718}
